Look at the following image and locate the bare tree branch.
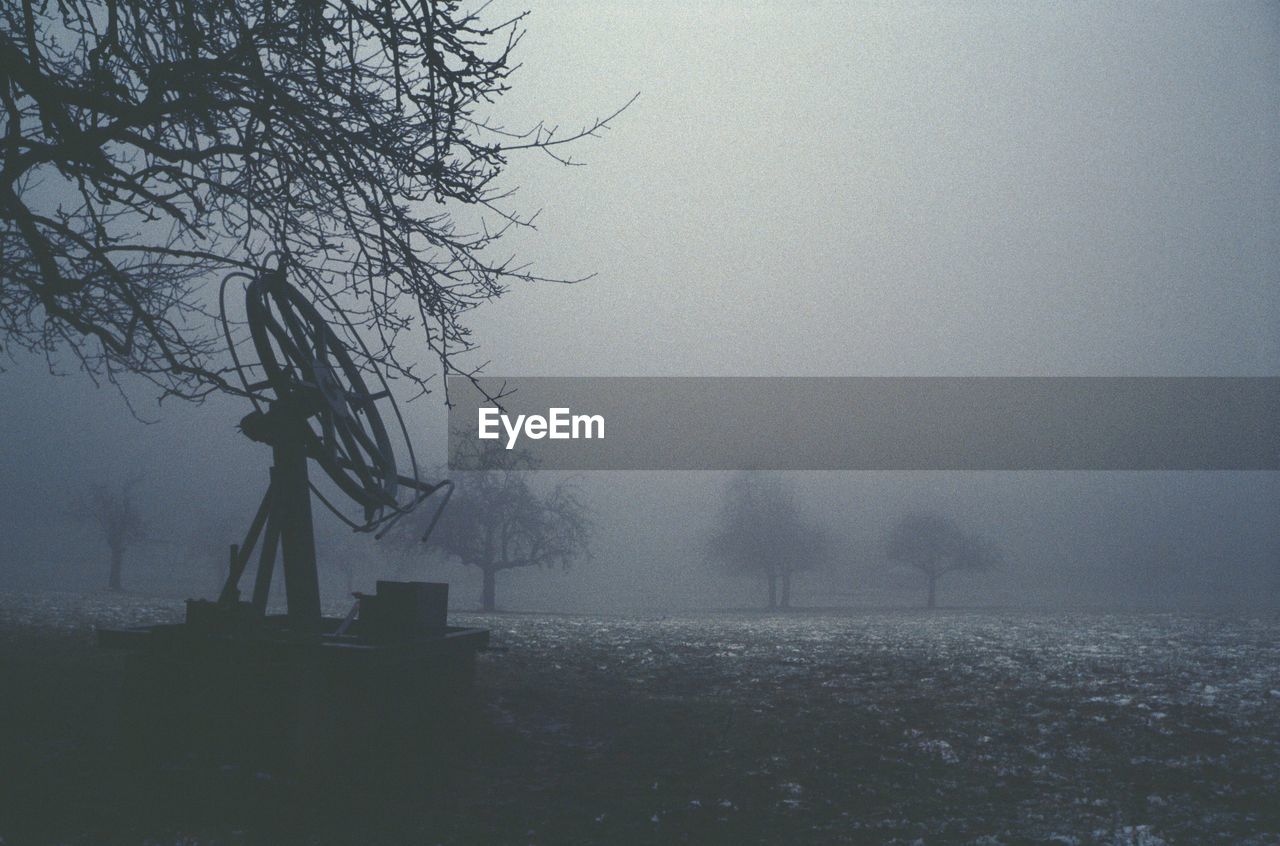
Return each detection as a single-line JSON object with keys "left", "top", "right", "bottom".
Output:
{"left": 1, "top": 1, "right": 632, "bottom": 405}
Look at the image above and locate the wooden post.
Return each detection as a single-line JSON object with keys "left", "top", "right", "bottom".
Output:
{"left": 251, "top": 471, "right": 282, "bottom": 616}
{"left": 273, "top": 438, "right": 322, "bottom": 631}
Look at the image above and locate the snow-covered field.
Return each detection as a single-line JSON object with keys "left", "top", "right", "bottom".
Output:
{"left": 1, "top": 591, "right": 1277, "bottom": 844}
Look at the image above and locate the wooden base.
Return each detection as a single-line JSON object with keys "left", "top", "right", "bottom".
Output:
{"left": 98, "top": 613, "right": 489, "bottom": 780}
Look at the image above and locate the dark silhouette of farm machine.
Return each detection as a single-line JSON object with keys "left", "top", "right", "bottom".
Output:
{"left": 100, "top": 266, "right": 487, "bottom": 773}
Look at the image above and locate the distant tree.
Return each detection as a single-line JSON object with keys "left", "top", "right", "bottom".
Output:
{"left": 393, "top": 441, "right": 591, "bottom": 611}
{"left": 1, "top": 0, "right": 631, "bottom": 401}
{"left": 80, "top": 475, "right": 147, "bottom": 591}
{"left": 886, "top": 512, "right": 1000, "bottom": 609}
{"left": 706, "top": 472, "right": 826, "bottom": 610}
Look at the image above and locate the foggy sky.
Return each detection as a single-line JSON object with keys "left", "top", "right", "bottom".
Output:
{"left": 2, "top": 2, "right": 1277, "bottom": 610}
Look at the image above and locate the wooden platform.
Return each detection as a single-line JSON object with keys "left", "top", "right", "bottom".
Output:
{"left": 98, "top": 612, "right": 489, "bottom": 779}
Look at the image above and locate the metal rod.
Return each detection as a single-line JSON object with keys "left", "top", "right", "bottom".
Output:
{"left": 329, "top": 453, "right": 446, "bottom": 494}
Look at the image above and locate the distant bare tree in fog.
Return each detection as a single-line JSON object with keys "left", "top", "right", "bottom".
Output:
{"left": 1, "top": 0, "right": 630, "bottom": 402}
{"left": 409, "top": 441, "right": 590, "bottom": 611}
{"left": 79, "top": 475, "right": 146, "bottom": 591}
{"left": 886, "top": 512, "right": 1000, "bottom": 609}
{"left": 707, "top": 472, "right": 826, "bottom": 610}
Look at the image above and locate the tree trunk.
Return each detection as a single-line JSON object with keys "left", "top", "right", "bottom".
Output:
{"left": 108, "top": 546, "right": 124, "bottom": 591}
{"left": 926, "top": 573, "right": 937, "bottom": 609}
{"left": 780, "top": 570, "right": 792, "bottom": 609}
{"left": 767, "top": 572, "right": 777, "bottom": 610}
{"left": 481, "top": 568, "right": 496, "bottom": 611}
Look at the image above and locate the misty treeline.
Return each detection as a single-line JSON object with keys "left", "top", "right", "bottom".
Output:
{"left": 373, "top": 466, "right": 999, "bottom": 612}
{"left": 70, "top": 457, "right": 1279, "bottom": 612}
{"left": 376, "top": 459, "right": 999, "bottom": 612}
{"left": 0, "top": 0, "right": 629, "bottom": 403}
{"left": 706, "top": 472, "right": 1000, "bottom": 610}
{"left": 73, "top": 461, "right": 1003, "bottom": 611}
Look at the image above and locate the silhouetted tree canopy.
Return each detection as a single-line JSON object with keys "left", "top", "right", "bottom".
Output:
{"left": 886, "top": 511, "right": 1001, "bottom": 609}
{"left": 1, "top": 0, "right": 629, "bottom": 401}
{"left": 395, "top": 440, "right": 590, "bottom": 611}
{"left": 706, "top": 472, "right": 826, "bottom": 610}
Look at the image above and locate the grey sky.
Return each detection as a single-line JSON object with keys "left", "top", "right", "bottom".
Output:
{"left": 469, "top": 1, "right": 1279, "bottom": 377}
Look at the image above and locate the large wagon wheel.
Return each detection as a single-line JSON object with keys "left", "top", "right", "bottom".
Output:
{"left": 215, "top": 265, "right": 450, "bottom": 626}
{"left": 244, "top": 269, "right": 399, "bottom": 523}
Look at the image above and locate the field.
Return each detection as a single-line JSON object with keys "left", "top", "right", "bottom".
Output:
{"left": 1, "top": 591, "right": 1278, "bottom": 845}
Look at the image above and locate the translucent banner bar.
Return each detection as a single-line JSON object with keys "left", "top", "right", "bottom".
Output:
{"left": 446, "top": 377, "right": 1280, "bottom": 471}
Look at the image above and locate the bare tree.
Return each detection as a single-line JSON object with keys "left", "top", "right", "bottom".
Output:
{"left": 706, "top": 472, "right": 826, "bottom": 610}
{"left": 389, "top": 440, "right": 590, "bottom": 611}
{"left": 1, "top": 1, "right": 631, "bottom": 402}
{"left": 886, "top": 512, "right": 1001, "bottom": 609}
{"left": 80, "top": 475, "right": 146, "bottom": 591}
